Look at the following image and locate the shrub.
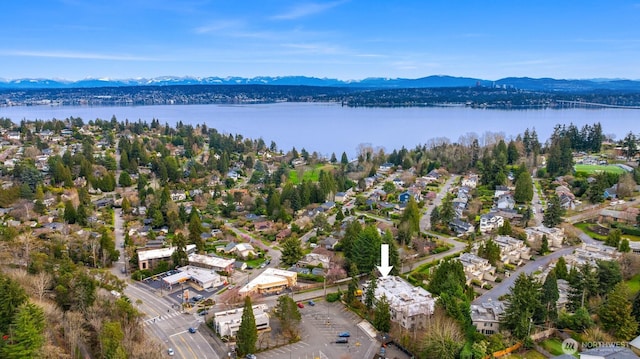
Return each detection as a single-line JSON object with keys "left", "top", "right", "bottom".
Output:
{"left": 326, "top": 292, "right": 341, "bottom": 302}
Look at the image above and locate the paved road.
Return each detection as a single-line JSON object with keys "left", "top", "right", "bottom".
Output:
{"left": 420, "top": 174, "right": 459, "bottom": 232}
{"left": 113, "top": 209, "right": 221, "bottom": 359}
{"left": 472, "top": 245, "right": 577, "bottom": 305}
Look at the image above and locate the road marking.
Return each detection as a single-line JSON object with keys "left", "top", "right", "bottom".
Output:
{"left": 169, "top": 330, "right": 188, "bottom": 337}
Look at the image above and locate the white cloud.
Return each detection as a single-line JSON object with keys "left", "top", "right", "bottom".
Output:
{"left": 1, "top": 50, "right": 155, "bottom": 61}
{"left": 271, "top": 1, "right": 346, "bottom": 20}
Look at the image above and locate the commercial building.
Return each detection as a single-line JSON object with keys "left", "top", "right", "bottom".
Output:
{"left": 363, "top": 276, "right": 436, "bottom": 330}
{"left": 137, "top": 244, "right": 197, "bottom": 270}
{"left": 162, "top": 265, "right": 227, "bottom": 290}
{"left": 188, "top": 253, "right": 235, "bottom": 273}
{"left": 213, "top": 304, "right": 270, "bottom": 337}
{"left": 238, "top": 268, "right": 297, "bottom": 295}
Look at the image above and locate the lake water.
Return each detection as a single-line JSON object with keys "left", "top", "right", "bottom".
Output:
{"left": 1, "top": 102, "right": 638, "bottom": 158}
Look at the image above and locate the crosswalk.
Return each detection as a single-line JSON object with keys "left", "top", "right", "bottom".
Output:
{"left": 142, "top": 311, "right": 202, "bottom": 326}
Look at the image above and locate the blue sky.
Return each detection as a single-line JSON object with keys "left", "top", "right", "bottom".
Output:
{"left": 1, "top": 0, "right": 639, "bottom": 81}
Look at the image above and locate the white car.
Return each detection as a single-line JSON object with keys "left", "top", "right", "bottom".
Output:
{"left": 168, "top": 348, "right": 175, "bottom": 356}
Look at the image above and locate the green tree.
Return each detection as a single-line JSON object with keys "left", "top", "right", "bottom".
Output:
{"left": 543, "top": 194, "right": 565, "bottom": 228}
{"left": 274, "top": 295, "right": 301, "bottom": 340}
{"left": 605, "top": 229, "right": 622, "bottom": 248}
{"left": 352, "top": 225, "right": 382, "bottom": 274}
{"left": 401, "top": 196, "right": 421, "bottom": 237}
{"left": 596, "top": 260, "right": 622, "bottom": 296}
{"left": 541, "top": 271, "right": 559, "bottom": 324}
{"left": 477, "top": 239, "right": 501, "bottom": 266}
{"left": 539, "top": 235, "right": 549, "bottom": 255}
{"left": 340, "top": 152, "right": 349, "bottom": 166}
{"left": 501, "top": 273, "right": 543, "bottom": 339}
{"left": 236, "top": 296, "right": 258, "bottom": 356}
{"left": 599, "top": 282, "right": 638, "bottom": 340}
{"left": 497, "top": 219, "right": 513, "bottom": 236}
{"left": 280, "top": 237, "right": 303, "bottom": 266}
{"left": 171, "top": 233, "right": 189, "bottom": 268}
{"left": 1, "top": 302, "right": 46, "bottom": 359}
{"left": 63, "top": 200, "right": 77, "bottom": 224}
{"left": 554, "top": 257, "right": 568, "bottom": 280}
{"left": 373, "top": 294, "right": 391, "bottom": 333}
{"left": 0, "top": 274, "right": 28, "bottom": 333}
{"left": 514, "top": 171, "right": 533, "bottom": 203}
{"left": 507, "top": 140, "right": 520, "bottom": 165}
{"left": 381, "top": 230, "right": 400, "bottom": 276}
{"left": 619, "top": 239, "right": 631, "bottom": 253}
{"left": 364, "top": 274, "right": 378, "bottom": 311}
{"left": 99, "top": 320, "right": 127, "bottom": 359}
{"left": 188, "top": 210, "right": 204, "bottom": 251}
{"left": 118, "top": 171, "right": 132, "bottom": 187}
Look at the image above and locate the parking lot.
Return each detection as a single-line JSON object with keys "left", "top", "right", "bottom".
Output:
{"left": 258, "top": 299, "right": 380, "bottom": 359}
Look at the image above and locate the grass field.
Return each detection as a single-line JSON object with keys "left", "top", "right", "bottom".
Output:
{"left": 541, "top": 338, "right": 566, "bottom": 356}
{"left": 574, "top": 164, "right": 626, "bottom": 175}
{"left": 627, "top": 273, "right": 640, "bottom": 295}
{"left": 288, "top": 164, "right": 335, "bottom": 184}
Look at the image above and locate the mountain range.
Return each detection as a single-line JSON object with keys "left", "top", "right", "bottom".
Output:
{"left": 2, "top": 75, "right": 640, "bottom": 92}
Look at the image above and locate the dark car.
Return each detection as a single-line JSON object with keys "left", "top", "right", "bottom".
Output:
{"left": 308, "top": 300, "right": 315, "bottom": 306}
{"left": 188, "top": 327, "right": 197, "bottom": 333}
{"left": 199, "top": 310, "right": 208, "bottom": 316}
{"left": 338, "top": 331, "right": 350, "bottom": 337}
{"left": 335, "top": 338, "right": 349, "bottom": 344}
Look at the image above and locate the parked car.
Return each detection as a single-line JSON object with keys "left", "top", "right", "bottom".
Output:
{"left": 199, "top": 310, "right": 208, "bottom": 316}
{"left": 188, "top": 327, "right": 197, "bottom": 333}
{"left": 245, "top": 355, "right": 257, "bottom": 359}
{"left": 167, "top": 348, "right": 175, "bottom": 356}
{"left": 335, "top": 338, "right": 349, "bottom": 344}
{"left": 308, "top": 300, "right": 315, "bottom": 306}
{"left": 193, "top": 294, "right": 204, "bottom": 301}
{"left": 338, "top": 331, "right": 350, "bottom": 337}
{"left": 297, "top": 302, "right": 304, "bottom": 308}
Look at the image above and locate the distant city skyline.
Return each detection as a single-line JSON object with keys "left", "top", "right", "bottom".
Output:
{"left": 2, "top": 1, "right": 640, "bottom": 81}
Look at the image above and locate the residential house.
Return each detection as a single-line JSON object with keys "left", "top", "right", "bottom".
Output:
{"left": 378, "top": 162, "right": 394, "bottom": 173}
{"left": 276, "top": 228, "right": 292, "bottom": 241}
{"left": 495, "top": 193, "right": 515, "bottom": 210}
{"left": 599, "top": 207, "right": 639, "bottom": 225}
{"left": 226, "top": 170, "right": 239, "bottom": 180}
{"left": 462, "top": 174, "right": 479, "bottom": 189}
{"left": 479, "top": 213, "right": 504, "bottom": 233}
{"left": 220, "top": 243, "right": 257, "bottom": 259}
{"left": 450, "top": 218, "right": 474, "bottom": 235}
{"left": 471, "top": 300, "right": 505, "bottom": 335}
{"left": 424, "top": 169, "right": 441, "bottom": 183}
{"left": 322, "top": 237, "right": 339, "bottom": 250}
{"left": 524, "top": 226, "right": 564, "bottom": 249}
{"left": 254, "top": 220, "right": 274, "bottom": 232}
{"left": 363, "top": 276, "right": 436, "bottom": 330}
{"left": 604, "top": 184, "right": 618, "bottom": 199}
{"left": 297, "top": 253, "right": 331, "bottom": 269}
{"left": 565, "top": 243, "right": 620, "bottom": 269}
{"left": 493, "top": 235, "right": 531, "bottom": 265}
{"left": 494, "top": 185, "right": 510, "bottom": 198}
{"left": 171, "top": 191, "right": 187, "bottom": 202}
{"left": 458, "top": 253, "right": 496, "bottom": 286}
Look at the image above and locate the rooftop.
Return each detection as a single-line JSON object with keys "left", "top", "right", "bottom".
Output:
{"left": 137, "top": 244, "right": 197, "bottom": 261}
{"left": 367, "top": 276, "right": 435, "bottom": 317}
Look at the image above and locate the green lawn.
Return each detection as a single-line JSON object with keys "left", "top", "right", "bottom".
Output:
{"left": 288, "top": 164, "right": 335, "bottom": 184}
{"left": 574, "top": 222, "right": 607, "bottom": 241}
{"left": 626, "top": 273, "right": 640, "bottom": 295}
{"left": 509, "top": 351, "right": 549, "bottom": 359}
{"left": 541, "top": 338, "right": 565, "bottom": 356}
{"left": 574, "top": 164, "right": 626, "bottom": 175}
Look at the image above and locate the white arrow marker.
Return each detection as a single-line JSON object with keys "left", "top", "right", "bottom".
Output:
{"left": 376, "top": 244, "right": 393, "bottom": 278}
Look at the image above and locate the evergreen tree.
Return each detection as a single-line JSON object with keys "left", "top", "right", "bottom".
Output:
{"left": 543, "top": 194, "right": 565, "bottom": 227}
{"left": 605, "top": 229, "right": 622, "bottom": 248}
{"left": 330, "top": 152, "right": 337, "bottom": 163}
{"left": 118, "top": 171, "right": 132, "bottom": 187}
{"left": 171, "top": 233, "right": 189, "bottom": 268}
{"left": 63, "top": 200, "right": 77, "bottom": 224}
{"left": 541, "top": 271, "right": 559, "bottom": 323}
{"left": 599, "top": 282, "right": 638, "bottom": 340}
{"left": 188, "top": 210, "right": 204, "bottom": 251}
{"left": 619, "top": 239, "right": 631, "bottom": 253}
{"left": 341, "top": 220, "right": 362, "bottom": 262}
{"left": 1, "top": 302, "right": 46, "bottom": 359}
{"left": 596, "top": 260, "right": 622, "bottom": 296}
{"left": 280, "top": 237, "right": 304, "bottom": 265}
{"left": 477, "top": 239, "right": 501, "bottom": 266}
{"left": 401, "top": 196, "right": 421, "bottom": 237}
{"left": 514, "top": 171, "right": 533, "bottom": 203}
{"left": 501, "top": 273, "right": 543, "bottom": 339}
{"left": 352, "top": 225, "right": 383, "bottom": 274}
{"left": 373, "top": 294, "right": 391, "bottom": 333}
{"left": 554, "top": 257, "right": 568, "bottom": 280}
{"left": 364, "top": 274, "right": 378, "bottom": 311}
{"left": 507, "top": 140, "right": 520, "bottom": 165}
{"left": 539, "top": 235, "right": 549, "bottom": 255}
{"left": 340, "top": 152, "right": 349, "bottom": 166}
{"left": 274, "top": 295, "right": 301, "bottom": 340}
{"left": 236, "top": 296, "right": 258, "bottom": 356}
{"left": 0, "top": 274, "right": 28, "bottom": 333}
{"left": 381, "top": 230, "right": 400, "bottom": 276}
